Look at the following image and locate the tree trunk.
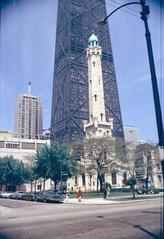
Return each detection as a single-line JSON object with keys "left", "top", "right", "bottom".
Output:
{"left": 96, "top": 175, "right": 99, "bottom": 194}
{"left": 30, "top": 181, "right": 33, "bottom": 192}
{"left": 43, "top": 178, "right": 46, "bottom": 192}
{"left": 54, "top": 180, "right": 57, "bottom": 191}
{"left": 99, "top": 175, "right": 103, "bottom": 193}
{"left": 34, "top": 181, "right": 37, "bottom": 192}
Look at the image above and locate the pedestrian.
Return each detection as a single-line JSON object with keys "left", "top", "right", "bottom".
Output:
{"left": 106, "top": 187, "right": 111, "bottom": 199}
{"left": 66, "top": 190, "right": 70, "bottom": 200}
{"left": 103, "top": 188, "right": 107, "bottom": 199}
{"left": 77, "top": 188, "right": 82, "bottom": 202}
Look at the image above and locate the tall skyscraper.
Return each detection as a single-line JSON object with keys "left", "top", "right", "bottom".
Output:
{"left": 14, "top": 83, "right": 43, "bottom": 139}
{"left": 51, "top": 0, "right": 124, "bottom": 144}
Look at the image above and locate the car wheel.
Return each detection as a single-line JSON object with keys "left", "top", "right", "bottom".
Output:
{"left": 43, "top": 198, "right": 47, "bottom": 203}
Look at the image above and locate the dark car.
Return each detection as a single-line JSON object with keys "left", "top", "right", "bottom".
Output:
{"left": 34, "top": 191, "right": 64, "bottom": 203}
{"left": 21, "top": 192, "right": 36, "bottom": 201}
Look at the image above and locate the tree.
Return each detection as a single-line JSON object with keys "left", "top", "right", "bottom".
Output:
{"left": 134, "top": 143, "right": 160, "bottom": 191}
{"left": 116, "top": 141, "right": 160, "bottom": 198}
{"left": 71, "top": 137, "right": 116, "bottom": 193}
{"left": 35, "top": 143, "right": 77, "bottom": 191}
{"left": 0, "top": 156, "right": 33, "bottom": 191}
{"left": 34, "top": 145, "right": 52, "bottom": 191}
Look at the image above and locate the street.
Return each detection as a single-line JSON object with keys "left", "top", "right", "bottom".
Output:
{"left": 0, "top": 198, "right": 163, "bottom": 239}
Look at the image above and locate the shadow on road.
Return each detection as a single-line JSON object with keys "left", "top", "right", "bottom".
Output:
{"left": 110, "top": 218, "right": 162, "bottom": 239}
{"left": 142, "top": 210, "right": 161, "bottom": 214}
{"left": 133, "top": 225, "right": 162, "bottom": 239}
{"left": 0, "top": 234, "right": 14, "bottom": 239}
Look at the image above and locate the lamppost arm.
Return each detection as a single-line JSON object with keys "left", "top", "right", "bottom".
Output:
{"left": 98, "top": 2, "right": 140, "bottom": 25}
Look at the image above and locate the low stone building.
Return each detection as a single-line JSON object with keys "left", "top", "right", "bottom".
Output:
{"left": 0, "top": 132, "right": 50, "bottom": 165}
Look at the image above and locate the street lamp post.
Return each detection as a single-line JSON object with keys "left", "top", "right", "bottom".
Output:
{"left": 60, "top": 155, "right": 63, "bottom": 192}
{"left": 98, "top": 0, "right": 164, "bottom": 180}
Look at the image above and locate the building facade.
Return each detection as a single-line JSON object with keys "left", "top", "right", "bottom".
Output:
{"left": 0, "top": 133, "right": 50, "bottom": 164}
{"left": 123, "top": 125, "right": 139, "bottom": 145}
{"left": 0, "top": 132, "right": 51, "bottom": 192}
{"left": 51, "top": 0, "right": 124, "bottom": 144}
{"left": 14, "top": 91, "right": 43, "bottom": 140}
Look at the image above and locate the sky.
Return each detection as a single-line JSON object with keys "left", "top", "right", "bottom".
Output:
{"left": 0, "top": 0, "right": 163, "bottom": 143}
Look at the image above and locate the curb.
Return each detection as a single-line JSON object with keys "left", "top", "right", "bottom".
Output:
{"left": 63, "top": 196, "right": 162, "bottom": 206}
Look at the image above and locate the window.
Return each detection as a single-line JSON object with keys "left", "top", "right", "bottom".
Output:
{"left": 75, "top": 176, "right": 78, "bottom": 185}
{"left": 89, "top": 175, "right": 92, "bottom": 184}
{"left": 123, "top": 172, "right": 127, "bottom": 184}
{"left": 82, "top": 174, "right": 85, "bottom": 186}
{"left": 158, "top": 175, "right": 162, "bottom": 183}
{"left": 101, "top": 113, "right": 103, "bottom": 121}
{"left": 93, "top": 61, "right": 95, "bottom": 67}
{"left": 6, "top": 143, "right": 19, "bottom": 149}
{"left": 112, "top": 172, "right": 117, "bottom": 185}
{"left": 94, "top": 95, "right": 97, "bottom": 101}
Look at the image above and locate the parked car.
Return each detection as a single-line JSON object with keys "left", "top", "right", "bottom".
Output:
{"left": 0, "top": 191, "right": 13, "bottom": 199}
{"left": 21, "top": 192, "right": 36, "bottom": 201}
{"left": 34, "top": 191, "right": 64, "bottom": 203}
{"left": 10, "top": 191, "right": 26, "bottom": 200}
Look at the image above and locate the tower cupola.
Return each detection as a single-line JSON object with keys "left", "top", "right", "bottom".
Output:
{"left": 88, "top": 33, "right": 98, "bottom": 46}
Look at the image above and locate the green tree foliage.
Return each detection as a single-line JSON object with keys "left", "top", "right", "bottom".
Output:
{"left": 35, "top": 144, "right": 77, "bottom": 191}
{"left": 0, "top": 156, "right": 32, "bottom": 191}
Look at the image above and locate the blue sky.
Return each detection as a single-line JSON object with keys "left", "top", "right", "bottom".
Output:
{"left": 0, "top": 0, "right": 163, "bottom": 143}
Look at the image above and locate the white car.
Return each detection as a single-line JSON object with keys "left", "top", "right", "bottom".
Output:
{"left": 0, "top": 192, "right": 12, "bottom": 199}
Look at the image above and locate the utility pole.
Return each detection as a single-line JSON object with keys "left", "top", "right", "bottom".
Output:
{"left": 140, "top": 0, "right": 164, "bottom": 180}
{"left": 98, "top": 0, "right": 164, "bottom": 180}
{"left": 60, "top": 155, "right": 63, "bottom": 192}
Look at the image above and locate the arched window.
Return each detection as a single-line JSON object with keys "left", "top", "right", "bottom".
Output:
{"left": 94, "top": 95, "right": 97, "bottom": 101}
{"left": 101, "top": 113, "right": 103, "bottom": 121}
{"left": 93, "top": 61, "right": 95, "bottom": 67}
{"left": 158, "top": 175, "right": 162, "bottom": 182}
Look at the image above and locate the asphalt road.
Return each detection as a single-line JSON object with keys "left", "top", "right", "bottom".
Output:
{"left": 0, "top": 198, "right": 163, "bottom": 239}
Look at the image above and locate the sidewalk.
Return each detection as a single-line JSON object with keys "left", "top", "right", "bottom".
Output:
{"left": 64, "top": 193, "right": 163, "bottom": 205}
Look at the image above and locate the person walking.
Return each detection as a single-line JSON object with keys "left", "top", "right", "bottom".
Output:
{"left": 77, "top": 188, "right": 82, "bottom": 202}
{"left": 66, "top": 190, "right": 70, "bottom": 200}
{"left": 103, "top": 188, "right": 107, "bottom": 199}
{"left": 106, "top": 187, "right": 111, "bottom": 199}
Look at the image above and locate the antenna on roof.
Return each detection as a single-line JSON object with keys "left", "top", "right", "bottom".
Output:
{"left": 28, "top": 82, "right": 31, "bottom": 94}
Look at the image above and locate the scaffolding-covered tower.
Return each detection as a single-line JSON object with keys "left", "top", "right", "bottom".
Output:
{"left": 51, "top": 0, "right": 124, "bottom": 144}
